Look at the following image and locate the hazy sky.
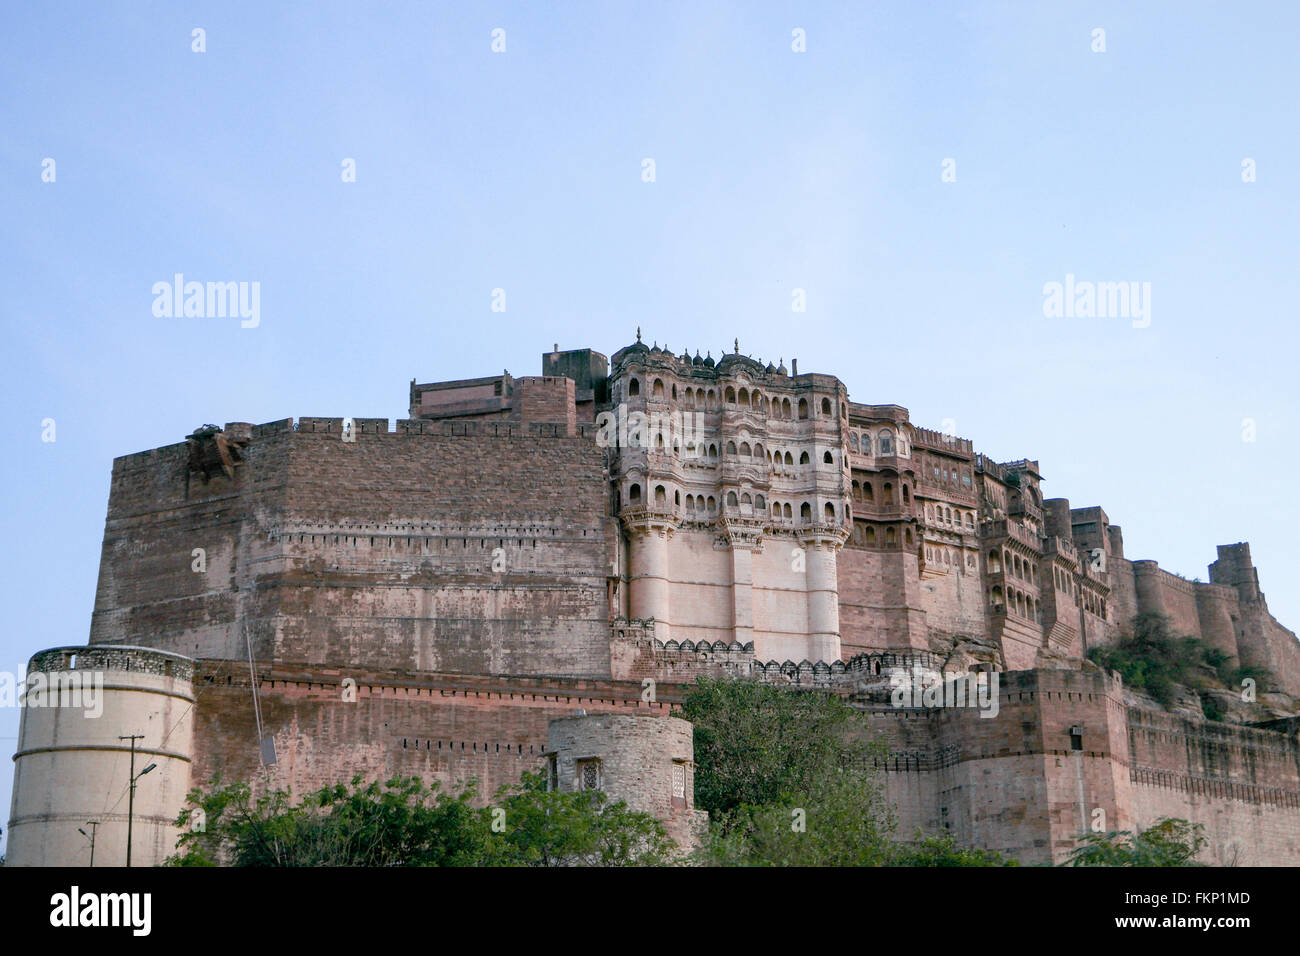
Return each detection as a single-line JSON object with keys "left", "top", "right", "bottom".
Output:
{"left": 2, "top": 1, "right": 1297, "bottom": 849}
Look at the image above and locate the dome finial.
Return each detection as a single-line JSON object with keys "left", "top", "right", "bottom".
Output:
{"left": 636, "top": 326, "right": 641, "bottom": 343}
{"left": 734, "top": 337, "right": 739, "bottom": 354}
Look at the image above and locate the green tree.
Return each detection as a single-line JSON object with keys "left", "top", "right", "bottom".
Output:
{"left": 480, "top": 771, "right": 674, "bottom": 866}
{"left": 1065, "top": 818, "right": 1206, "bottom": 867}
{"left": 168, "top": 774, "right": 488, "bottom": 867}
{"left": 891, "top": 829, "right": 1014, "bottom": 867}
{"left": 681, "top": 676, "right": 884, "bottom": 821}
{"left": 167, "top": 770, "right": 674, "bottom": 867}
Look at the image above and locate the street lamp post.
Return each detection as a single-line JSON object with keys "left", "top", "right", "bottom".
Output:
{"left": 77, "top": 820, "right": 100, "bottom": 867}
{"left": 119, "top": 735, "right": 155, "bottom": 867}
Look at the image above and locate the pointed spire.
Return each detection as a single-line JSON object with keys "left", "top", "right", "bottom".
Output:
{"left": 636, "top": 326, "right": 641, "bottom": 343}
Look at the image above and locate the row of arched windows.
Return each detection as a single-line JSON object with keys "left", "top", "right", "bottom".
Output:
{"left": 927, "top": 462, "right": 973, "bottom": 488}
{"left": 849, "top": 523, "right": 913, "bottom": 548}
{"left": 926, "top": 504, "right": 975, "bottom": 530}
{"left": 851, "top": 479, "right": 909, "bottom": 507}
{"left": 989, "top": 585, "right": 1040, "bottom": 622}
{"left": 1079, "top": 590, "right": 1107, "bottom": 618}
{"left": 926, "top": 546, "right": 977, "bottom": 570}
{"left": 849, "top": 429, "right": 902, "bottom": 457}
{"left": 629, "top": 481, "right": 847, "bottom": 526}
{"left": 625, "top": 377, "right": 841, "bottom": 423}
{"left": 987, "top": 549, "right": 1038, "bottom": 582}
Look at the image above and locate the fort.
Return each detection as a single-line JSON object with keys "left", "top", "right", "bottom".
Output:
{"left": 8, "top": 337, "right": 1300, "bottom": 865}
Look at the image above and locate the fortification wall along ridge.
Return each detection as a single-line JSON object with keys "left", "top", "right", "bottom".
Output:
{"left": 25, "top": 340, "right": 1293, "bottom": 865}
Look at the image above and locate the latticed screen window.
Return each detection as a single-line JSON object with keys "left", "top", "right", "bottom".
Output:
{"left": 578, "top": 759, "right": 601, "bottom": 791}
{"left": 671, "top": 763, "right": 686, "bottom": 809}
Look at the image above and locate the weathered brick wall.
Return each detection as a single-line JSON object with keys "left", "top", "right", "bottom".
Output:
{"left": 1126, "top": 708, "right": 1300, "bottom": 864}
{"left": 837, "top": 547, "right": 927, "bottom": 655}
{"left": 92, "top": 420, "right": 614, "bottom": 677}
{"left": 190, "top": 662, "right": 690, "bottom": 808}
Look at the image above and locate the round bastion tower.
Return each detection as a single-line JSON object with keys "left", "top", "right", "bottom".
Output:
{"left": 7, "top": 645, "right": 195, "bottom": 867}
{"left": 545, "top": 712, "right": 708, "bottom": 849}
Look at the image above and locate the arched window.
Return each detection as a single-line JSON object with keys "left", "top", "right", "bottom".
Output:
{"left": 727, "top": 441, "right": 737, "bottom": 455}
{"left": 727, "top": 491, "right": 738, "bottom": 507}
{"left": 902, "top": 486, "right": 910, "bottom": 504}
{"left": 741, "top": 493, "right": 752, "bottom": 506}
{"left": 799, "top": 451, "right": 810, "bottom": 465}
{"left": 752, "top": 391, "right": 762, "bottom": 409}
{"left": 823, "top": 451, "right": 833, "bottom": 464}
{"left": 883, "top": 482, "right": 893, "bottom": 502}
{"left": 860, "top": 434, "right": 871, "bottom": 456}
{"left": 800, "top": 502, "right": 812, "bottom": 523}
{"left": 783, "top": 503, "right": 792, "bottom": 519}
{"left": 772, "top": 502, "right": 780, "bottom": 517}
{"left": 784, "top": 451, "right": 794, "bottom": 466}
{"left": 879, "top": 430, "right": 893, "bottom": 455}
{"left": 755, "top": 494, "right": 765, "bottom": 510}
{"left": 671, "top": 384, "right": 677, "bottom": 400}
{"left": 628, "top": 378, "right": 640, "bottom": 397}
{"left": 686, "top": 495, "right": 695, "bottom": 512}
{"left": 852, "top": 480, "right": 860, "bottom": 497}
{"left": 988, "top": 550, "right": 1001, "bottom": 573}
{"left": 707, "top": 389, "right": 715, "bottom": 406}
{"left": 739, "top": 442, "right": 751, "bottom": 457}
{"left": 707, "top": 496, "right": 716, "bottom": 512}
{"left": 629, "top": 483, "right": 641, "bottom": 503}
{"left": 753, "top": 442, "right": 763, "bottom": 458}
{"left": 821, "top": 397, "right": 831, "bottom": 416}
{"left": 865, "top": 526, "right": 877, "bottom": 545}
{"left": 825, "top": 502, "right": 836, "bottom": 521}
{"left": 905, "top": 529, "right": 913, "bottom": 545}
{"left": 849, "top": 434, "right": 859, "bottom": 452}
{"left": 652, "top": 379, "right": 664, "bottom": 399}
{"left": 725, "top": 386, "right": 736, "bottom": 405}
{"left": 991, "top": 586, "right": 1003, "bottom": 607}
{"left": 738, "top": 387, "right": 749, "bottom": 405}
{"left": 783, "top": 398, "right": 792, "bottom": 418}
{"left": 798, "top": 398, "right": 809, "bottom": 420}
{"left": 863, "top": 482, "right": 874, "bottom": 501}
{"left": 886, "top": 527, "right": 897, "bottom": 545}
{"left": 654, "top": 485, "right": 666, "bottom": 505}
{"left": 674, "top": 490, "right": 680, "bottom": 505}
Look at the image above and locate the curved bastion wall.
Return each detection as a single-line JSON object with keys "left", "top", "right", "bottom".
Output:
{"left": 6, "top": 645, "right": 195, "bottom": 867}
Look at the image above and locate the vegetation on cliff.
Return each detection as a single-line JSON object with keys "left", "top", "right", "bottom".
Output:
{"left": 1088, "top": 612, "right": 1271, "bottom": 717}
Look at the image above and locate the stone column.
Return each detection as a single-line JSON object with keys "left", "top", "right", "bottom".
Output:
{"left": 624, "top": 514, "right": 677, "bottom": 643}
{"left": 723, "top": 519, "right": 763, "bottom": 648}
{"left": 798, "top": 529, "right": 847, "bottom": 663}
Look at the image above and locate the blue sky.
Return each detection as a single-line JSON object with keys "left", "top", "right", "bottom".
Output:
{"left": 2, "top": 1, "right": 1297, "bottom": 849}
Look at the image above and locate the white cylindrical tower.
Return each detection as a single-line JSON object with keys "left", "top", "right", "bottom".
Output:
{"left": 6, "top": 645, "right": 195, "bottom": 867}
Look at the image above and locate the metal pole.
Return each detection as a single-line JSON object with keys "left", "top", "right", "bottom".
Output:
{"left": 120, "top": 735, "right": 143, "bottom": 867}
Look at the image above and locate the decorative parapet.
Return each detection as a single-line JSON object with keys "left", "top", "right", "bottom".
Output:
{"left": 29, "top": 644, "right": 195, "bottom": 682}
{"left": 753, "top": 649, "right": 948, "bottom": 688}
